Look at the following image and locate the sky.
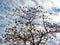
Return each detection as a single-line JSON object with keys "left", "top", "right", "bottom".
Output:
{"left": 0, "top": 0, "right": 60, "bottom": 44}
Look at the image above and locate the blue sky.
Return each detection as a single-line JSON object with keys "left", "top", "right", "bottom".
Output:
{"left": 0, "top": 0, "right": 60, "bottom": 34}
{"left": 0, "top": 0, "right": 60, "bottom": 44}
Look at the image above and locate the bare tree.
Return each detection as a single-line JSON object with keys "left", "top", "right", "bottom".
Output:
{"left": 4, "top": 6, "right": 60, "bottom": 45}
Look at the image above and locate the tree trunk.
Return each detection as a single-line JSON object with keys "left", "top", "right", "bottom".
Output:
{"left": 24, "top": 42, "right": 26, "bottom": 45}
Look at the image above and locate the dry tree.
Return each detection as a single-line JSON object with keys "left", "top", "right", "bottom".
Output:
{"left": 4, "top": 5, "right": 60, "bottom": 45}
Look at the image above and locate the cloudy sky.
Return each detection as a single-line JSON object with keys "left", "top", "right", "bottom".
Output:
{"left": 0, "top": 0, "right": 60, "bottom": 42}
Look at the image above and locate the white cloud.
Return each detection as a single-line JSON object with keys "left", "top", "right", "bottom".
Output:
{"left": 56, "top": 33, "right": 60, "bottom": 38}
{"left": 43, "top": 1, "right": 53, "bottom": 9}
{"left": 49, "top": 15, "right": 60, "bottom": 23}
{"left": 51, "top": 0, "right": 60, "bottom": 8}
{"left": 24, "top": 0, "right": 36, "bottom": 7}
{"left": 13, "top": 0, "right": 36, "bottom": 7}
